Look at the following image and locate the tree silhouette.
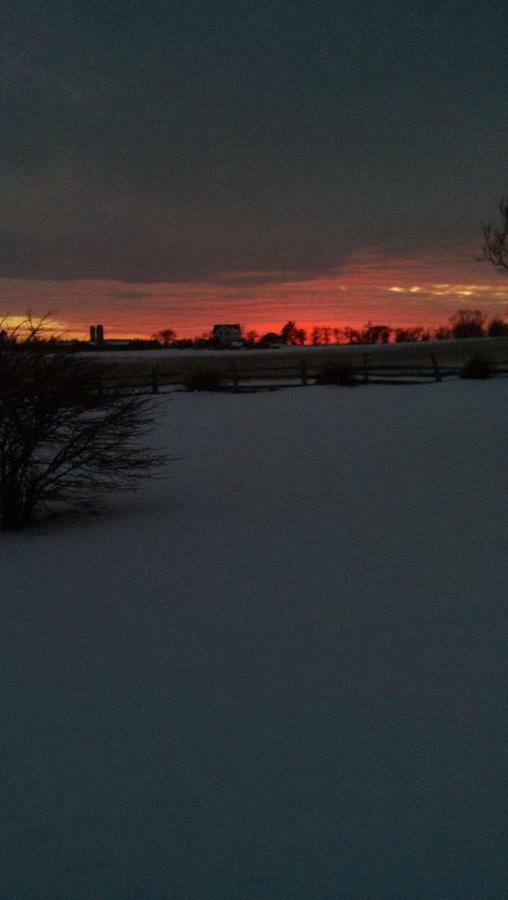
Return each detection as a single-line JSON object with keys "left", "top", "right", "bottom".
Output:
{"left": 0, "top": 326, "right": 168, "bottom": 530}
{"left": 482, "top": 198, "right": 508, "bottom": 271}
{"left": 152, "top": 328, "right": 176, "bottom": 347}
{"left": 449, "top": 310, "right": 486, "bottom": 339}
{"left": 359, "top": 322, "right": 392, "bottom": 344}
{"left": 280, "top": 321, "right": 306, "bottom": 345}
{"left": 487, "top": 317, "right": 508, "bottom": 337}
{"left": 394, "top": 326, "right": 430, "bottom": 343}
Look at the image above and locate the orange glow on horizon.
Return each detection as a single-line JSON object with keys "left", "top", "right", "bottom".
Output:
{"left": 1, "top": 242, "right": 507, "bottom": 341}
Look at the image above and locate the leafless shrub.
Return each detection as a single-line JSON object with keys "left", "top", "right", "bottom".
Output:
{"left": 459, "top": 355, "right": 494, "bottom": 380}
{"left": 316, "top": 365, "right": 359, "bottom": 386}
{"left": 0, "top": 344, "right": 169, "bottom": 530}
{"left": 184, "top": 369, "right": 222, "bottom": 391}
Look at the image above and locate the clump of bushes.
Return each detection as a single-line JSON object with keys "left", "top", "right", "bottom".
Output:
{"left": 184, "top": 369, "right": 222, "bottom": 391}
{"left": 316, "top": 365, "right": 359, "bottom": 386}
{"left": 0, "top": 350, "right": 167, "bottom": 531}
{"left": 459, "top": 355, "right": 494, "bottom": 380}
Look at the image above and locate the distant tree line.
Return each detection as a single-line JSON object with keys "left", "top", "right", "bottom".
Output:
{"left": 149, "top": 310, "right": 508, "bottom": 349}
{"left": 1, "top": 309, "right": 506, "bottom": 354}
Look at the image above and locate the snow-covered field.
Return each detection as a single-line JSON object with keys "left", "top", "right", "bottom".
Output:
{"left": 2, "top": 382, "right": 507, "bottom": 898}
{"left": 92, "top": 336, "right": 508, "bottom": 380}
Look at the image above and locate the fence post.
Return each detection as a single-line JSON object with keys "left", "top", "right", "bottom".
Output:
{"left": 300, "top": 358, "right": 308, "bottom": 386}
{"left": 151, "top": 364, "right": 160, "bottom": 394}
{"left": 431, "top": 353, "right": 442, "bottom": 382}
{"left": 97, "top": 371, "right": 103, "bottom": 396}
{"left": 363, "top": 353, "right": 369, "bottom": 384}
{"left": 231, "top": 362, "right": 239, "bottom": 392}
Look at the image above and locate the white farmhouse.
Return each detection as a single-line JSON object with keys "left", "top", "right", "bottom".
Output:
{"left": 212, "top": 324, "right": 243, "bottom": 347}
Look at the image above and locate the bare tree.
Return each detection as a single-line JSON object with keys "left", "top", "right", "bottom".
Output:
{"left": 482, "top": 198, "right": 508, "bottom": 271}
{"left": 152, "top": 328, "right": 176, "bottom": 347}
{"left": 310, "top": 325, "right": 333, "bottom": 345}
{"left": 449, "top": 309, "right": 486, "bottom": 339}
{"left": 0, "top": 311, "right": 61, "bottom": 345}
{"left": 0, "top": 338, "right": 168, "bottom": 530}
{"left": 434, "top": 325, "right": 452, "bottom": 340}
{"left": 487, "top": 317, "right": 508, "bottom": 337}
{"left": 394, "top": 326, "right": 430, "bottom": 343}
{"left": 280, "top": 321, "right": 306, "bottom": 345}
{"left": 359, "top": 322, "right": 392, "bottom": 344}
{"left": 342, "top": 327, "right": 361, "bottom": 345}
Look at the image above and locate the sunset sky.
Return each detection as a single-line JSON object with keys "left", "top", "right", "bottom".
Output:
{"left": 2, "top": 0, "right": 507, "bottom": 338}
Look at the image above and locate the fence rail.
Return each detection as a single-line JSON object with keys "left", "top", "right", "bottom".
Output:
{"left": 96, "top": 354, "right": 508, "bottom": 395}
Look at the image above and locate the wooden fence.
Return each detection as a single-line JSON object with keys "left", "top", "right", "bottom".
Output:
{"left": 97, "top": 353, "right": 508, "bottom": 395}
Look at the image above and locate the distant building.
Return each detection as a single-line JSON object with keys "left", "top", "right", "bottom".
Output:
{"left": 88, "top": 325, "right": 132, "bottom": 349}
{"left": 213, "top": 324, "right": 243, "bottom": 347}
{"left": 89, "top": 324, "right": 105, "bottom": 346}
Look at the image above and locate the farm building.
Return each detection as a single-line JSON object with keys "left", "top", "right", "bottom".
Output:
{"left": 213, "top": 324, "right": 243, "bottom": 347}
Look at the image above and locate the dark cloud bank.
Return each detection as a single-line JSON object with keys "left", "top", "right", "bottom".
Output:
{"left": 1, "top": 0, "right": 507, "bottom": 283}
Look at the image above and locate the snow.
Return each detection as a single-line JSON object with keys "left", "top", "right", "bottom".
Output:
{"left": 89, "top": 335, "right": 508, "bottom": 373}
{"left": 93, "top": 334, "right": 508, "bottom": 364}
{"left": 2, "top": 382, "right": 507, "bottom": 898}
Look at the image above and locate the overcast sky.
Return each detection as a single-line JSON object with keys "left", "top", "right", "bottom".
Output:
{"left": 1, "top": 0, "right": 507, "bottom": 334}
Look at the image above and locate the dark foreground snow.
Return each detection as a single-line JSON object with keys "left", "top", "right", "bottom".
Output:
{"left": 2, "top": 383, "right": 507, "bottom": 898}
